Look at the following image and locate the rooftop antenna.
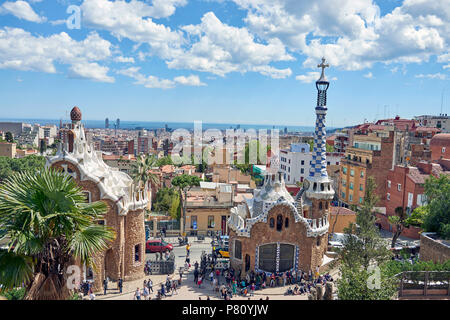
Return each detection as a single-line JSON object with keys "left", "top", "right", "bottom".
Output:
{"left": 441, "top": 88, "right": 445, "bottom": 115}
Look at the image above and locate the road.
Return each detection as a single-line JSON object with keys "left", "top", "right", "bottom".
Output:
{"left": 146, "top": 236, "right": 214, "bottom": 271}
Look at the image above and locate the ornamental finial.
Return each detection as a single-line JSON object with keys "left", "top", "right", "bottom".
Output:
{"left": 317, "top": 57, "right": 329, "bottom": 82}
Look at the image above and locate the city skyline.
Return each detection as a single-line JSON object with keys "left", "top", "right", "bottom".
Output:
{"left": 0, "top": 0, "right": 449, "bottom": 127}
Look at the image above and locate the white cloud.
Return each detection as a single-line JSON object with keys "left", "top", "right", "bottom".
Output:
{"left": 173, "top": 75, "right": 206, "bottom": 86}
{"left": 167, "top": 12, "right": 294, "bottom": 78}
{"left": 117, "top": 67, "right": 206, "bottom": 89}
{"left": 233, "top": 0, "right": 448, "bottom": 71}
{"left": 0, "top": 27, "right": 114, "bottom": 82}
{"left": 69, "top": 62, "right": 115, "bottom": 83}
{"left": 80, "top": 2, "right": 293, "bottom": 79}
{"left": 114, "top": 56, "right": 135, "bottom": 63}
{"left": 364, "top": 72, "right": 373, "bottom": 79}
{"left": 295, "top": 72, "right": 320, "bottom": 83}
{"left": 0, "top": 0, "right": 46, "bottom": 23}
{"left": 415, "top": 73, "right": 447, "bottom": 80}
{"left": 80, "top": 0, "right": 185, "bottom": 59}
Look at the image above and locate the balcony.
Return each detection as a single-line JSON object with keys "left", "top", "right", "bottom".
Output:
{"left": 185, "top": 199, "right": 234, "bottom": 208}
{"left": 342, "top": 157, "right": 372, "bottom": 169}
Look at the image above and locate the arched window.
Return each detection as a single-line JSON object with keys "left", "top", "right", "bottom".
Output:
{"left": 276, "top": 215, "right": 283, "bottom": 232}
{"left": 234, "top": 240, "right": 242, "bottom": 260}
{"left": 325, "top": 202, "right": 329, "bottom": 209}
{"left": 269, "top": 218, "right": 275, "bottom": 228}
{"left": 321, "top": 183, "right": 325, "bottom": 191}
{"left": 285, "top": 217, "right": 289, "bottom": 228}
{"left": 319, "top": 202, "right": 323, "bottom": 210}
{"left": 317, "top": 237, "right": 321, "bottom": 246}
{"left": 313, "top": 182, "right": 317, "bottom": 191}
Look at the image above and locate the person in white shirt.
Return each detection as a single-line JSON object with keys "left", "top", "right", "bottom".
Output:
{"left": 143, "top": 286, "right": 149, "bottom": 300}
{"left": 134, "top": 288, "right": 141, "bottom": 300}
{"left": 89, "top": 292, "right": 95, "bottom": 300}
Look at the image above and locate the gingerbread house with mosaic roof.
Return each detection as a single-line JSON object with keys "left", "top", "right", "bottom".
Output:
{"left": 228, "top": 58, "right": 334, "bottom": 275}
{"left": 46, "top": 106, "right": 149, "bottom": 291}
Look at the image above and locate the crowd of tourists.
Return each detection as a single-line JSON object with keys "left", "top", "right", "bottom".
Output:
{"left": 191, "top": 253, "right": 334, "bottom": 300}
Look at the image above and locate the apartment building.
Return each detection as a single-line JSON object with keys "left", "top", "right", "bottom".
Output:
{"left": 415, "top": 114, "right": 450, "bottom": 133}
{"left": 379, "top": 161, "right": 450, "bottom": 238}
{"left": 279, "top": 143, "right": 342, "bottom": 185}
{"left": 0, "top": 142, "right": 16, "bottom": 158}
{"left": 339, "top": 130, "right": 395, "bottom": 207}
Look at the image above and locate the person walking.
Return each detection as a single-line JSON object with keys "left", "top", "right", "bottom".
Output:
{"left": 171, "top": 280, "right": 178, "bottom": 295}
{"left": 134, "top": 288, "right": 141, "bottom": 300}
{"left": 148, "top": 279, "right": 153, "bottom": 293}
{"left": 118, "top": 278, "right": 123, "bottom": 294}
{"left": 194, "top": 268, "right": 199, "bottom": 284}
{"left": 103, "top": 278, "right": 108, "bottom": 295}
{"left": 186, "top": 243, "right": 191, "bottom": 256}
{"left": 143, "top": 286, "right": 149, "bottom": 300}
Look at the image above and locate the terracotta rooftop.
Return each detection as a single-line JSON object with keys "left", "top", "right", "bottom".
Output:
{"left": 330, "top": 207, "right": 356, "bottom": 216}
{"left": 430, "top": 133, "right": 450, "bottom": 146}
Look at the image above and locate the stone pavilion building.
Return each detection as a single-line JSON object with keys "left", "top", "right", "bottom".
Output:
{"left": 228, "top": 58, "right": 334, "bottom": 275}
{"left": 46, "top": 107, "right": 149, "bottom": 291}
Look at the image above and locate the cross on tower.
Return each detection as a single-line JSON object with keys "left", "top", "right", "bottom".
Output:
{"left": 318, "top": 57, "right": 329, "bottom": 78}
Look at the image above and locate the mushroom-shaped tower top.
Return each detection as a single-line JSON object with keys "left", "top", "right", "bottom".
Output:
{"left": 71, "top": 106, "right": 82, "bottom": 122}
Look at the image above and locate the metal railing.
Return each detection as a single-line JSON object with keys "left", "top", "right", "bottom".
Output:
{"left": 398, "top": 271, "right": 450, "bottom": 297}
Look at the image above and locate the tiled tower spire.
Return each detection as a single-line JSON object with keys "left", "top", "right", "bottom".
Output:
{"left": 304, "top": 58, "right": 334, "bottom": 200}
{"left": 310, "top": 57, "right": 330, "bottom": 179}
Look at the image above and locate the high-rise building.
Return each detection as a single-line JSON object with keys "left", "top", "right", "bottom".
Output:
{"left": 105, "top": 118, "right": 109, "bottom": 129}
{"left": 116, "top": 118, "right": 120, "bottom": 129}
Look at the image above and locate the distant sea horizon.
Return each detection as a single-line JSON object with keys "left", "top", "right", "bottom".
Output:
{"left": 0, "top": 117, "right": 340, "bottom": 133}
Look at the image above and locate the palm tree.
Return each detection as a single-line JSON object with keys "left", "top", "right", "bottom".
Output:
{"left": 0, "top": 169, "right": 115, "bottom": 300}
{"left": 131, "top": 155, "right": 160, "bottom": 191}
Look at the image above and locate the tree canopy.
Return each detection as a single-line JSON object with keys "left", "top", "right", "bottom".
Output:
{"left": 0, "top": 155, "right": 46, "bottom": 182}
{"left": 421, "top": 175, "right": 450, "bottom": 239}
{"left": 337, "top": 176, "right": 396, "bottom": 300}
{"left": 0, "top": 169, "right": 115, "bottom": 300}
{"left": 153, "top": 187, "right": 181, "bottom": 220}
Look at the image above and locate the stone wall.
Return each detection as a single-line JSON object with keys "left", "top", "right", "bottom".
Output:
{"left": 419, "top": 233, "right": 450, "bottom": 264}
{"left": 50, "top": 160, "right": 146, "bottom": 290}
{"left": 124, "top": 210, "right": 145, "bottom": 281}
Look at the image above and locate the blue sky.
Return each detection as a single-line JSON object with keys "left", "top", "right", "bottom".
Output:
{"left": 0, "top": 0, "right": 449, "bottom": 127}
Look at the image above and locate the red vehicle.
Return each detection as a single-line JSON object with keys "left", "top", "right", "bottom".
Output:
{"left": 146, "top": 239, "right": 173, "bottom": 253}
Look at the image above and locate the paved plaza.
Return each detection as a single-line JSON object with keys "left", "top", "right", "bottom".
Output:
{"left": 90, "top": 236, "right": 339, "bottom": 301}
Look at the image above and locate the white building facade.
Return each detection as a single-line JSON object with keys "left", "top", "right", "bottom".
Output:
{"left": 280, "top": 143, "right": 342, "bottom": 185}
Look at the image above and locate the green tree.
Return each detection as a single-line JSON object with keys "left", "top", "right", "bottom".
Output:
{"left": 337, "top": 176, "right": 395, "bottom": 300}
{"left": 0, "top": 155, "right": 46, "bottom": 182}
{"left": 172, "top": 174, "right": 201, "bottom": 234}
{"left": 0, "top": 169, "right": 115, "bottom": 300}
{"left": 153, "top": 187, "right": 180, "bottom": 220}
{"left": 405, "top": 206, "right": 428, "bottom": 227}
{"left": 156, "top": 156, "right": 173, "bottom": 167}
{"left": 421, "top": 175, "right": 450, "bottom": 239}
{"left": 5, "top": 132, "right": 13, "bottom": 143}
{"left": 130, "top": 155, "right": 159, "bottom": 191}
{"left": 169, "top": 193, "right": 181, "bottom": 220}
{"left": 388, "top": 206, "right": 407, "bottom": 248}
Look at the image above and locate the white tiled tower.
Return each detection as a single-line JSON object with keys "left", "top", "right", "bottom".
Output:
{"left": 304, "top": 58, "right": 334, "bottom": 201}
